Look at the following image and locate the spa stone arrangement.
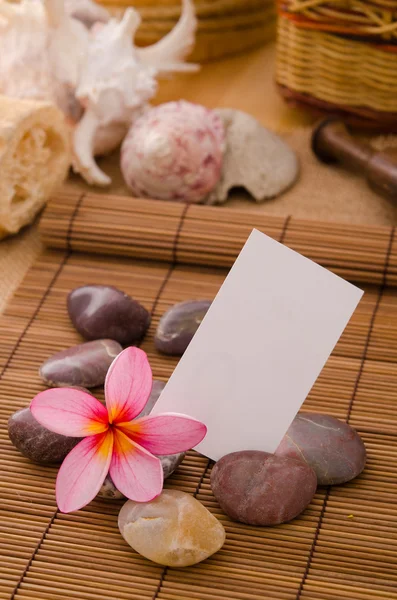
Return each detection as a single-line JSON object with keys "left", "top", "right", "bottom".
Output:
{"left": 8, "top": 284, "right": 366, "bottom": 567}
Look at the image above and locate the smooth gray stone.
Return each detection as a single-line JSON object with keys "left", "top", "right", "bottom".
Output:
{"left": 155, "top": 300, "right": 211, "bottom": 355}
{"left": 8, "top": 407, "right": 79, "bottom": 465}
{"left": 39, "top": 339, "right": 122, "bottom": 388}
{"left": 276, "top": 413, "right": 366, "bottom": 485}
{"left": 160, "top": 452, "right": 185, "bottom": 478}
{"left": 68, "top": 285, "right": 150, "bottom": 345}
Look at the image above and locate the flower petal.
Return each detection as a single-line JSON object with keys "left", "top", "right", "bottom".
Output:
{"left": 109, "top": 428, "right": 163, "bottom": 502}
{"left": 117, "top": 413, "right": 207, "bottom": 455}
{"left": 105, "top": 347, "right": 152, "bottom": 424}
{"left": 31, "top": 388, "right": 109, "bottom": 437}
{"left": 56, "top": 430, "right": 113, "bottom": 513}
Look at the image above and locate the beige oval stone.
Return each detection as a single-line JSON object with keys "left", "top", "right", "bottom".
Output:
{"left": 118, "top": 489, "right": 225, "bottom": 567}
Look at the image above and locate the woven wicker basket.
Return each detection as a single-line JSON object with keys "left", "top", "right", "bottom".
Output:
{"left": 99, "top": 0, "right": 276, "bottom": 61}
{"left": 276, "top": 0, "right": 397, "bottom": 130}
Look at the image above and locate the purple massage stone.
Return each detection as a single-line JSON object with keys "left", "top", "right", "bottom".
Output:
{"left": 8, "top": 407, "right": 79, "bottom": 465}
{"left": 68, "top": 285, "right": 150, "bottom": 345}
{"left": 40, "top": 339, "right": 122, "bottom": 388}
{"left": 155, "top": 300, "right": 211, "bottom": 355}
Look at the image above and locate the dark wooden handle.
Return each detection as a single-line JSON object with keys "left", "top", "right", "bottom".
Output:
{"left": 312, "top": 118, "right": 397, "bottom": 200}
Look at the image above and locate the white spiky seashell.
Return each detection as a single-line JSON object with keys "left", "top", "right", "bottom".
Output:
{"left": 46, "top": 0, "right": 90, "bottom": 122}
{"left": 0, "top": 0, "right": 198, "bottom": 186}
{"left": 64, "top": 0, "right": 110, "bottom": 28}
{"left": 71, "top": 9, "right": 155, "bottom": 186}
{"left": 0, "top": 1, "right": 54, "bottom": 103}
{"left": 0, "top": 0, "right": 88, "bottom": 122}
{"left": 72, "top": 0, "right": 198, "bottom": 186}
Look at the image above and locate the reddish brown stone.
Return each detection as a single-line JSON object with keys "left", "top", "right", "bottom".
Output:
{"left": 8, "top": 407, "right": 79, "bottom": 465}
{"left": 211, "top": 450, "right": 317, "bottom": 526}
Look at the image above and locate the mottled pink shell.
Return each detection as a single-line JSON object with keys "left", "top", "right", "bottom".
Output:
{"left": 121, "top": 101, "right": 225, "bottom": 203}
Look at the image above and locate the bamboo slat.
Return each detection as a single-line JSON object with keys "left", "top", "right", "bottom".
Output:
{"left": 1, "top": 193, "right": 396, "bottom": 599}
{"left": 40, "top": 192, "right": 397, "bottom": 286}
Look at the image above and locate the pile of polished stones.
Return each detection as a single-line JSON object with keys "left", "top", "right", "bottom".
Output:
{"left": 8, "top": 285, "right": 366, "bottom": 567}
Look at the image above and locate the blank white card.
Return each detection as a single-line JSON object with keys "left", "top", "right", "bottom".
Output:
{"left": 153, "top": 229, "right": 363, "bottom": 461}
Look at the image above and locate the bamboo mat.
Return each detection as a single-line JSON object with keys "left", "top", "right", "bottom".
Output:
{"left": 0, "top": 193, "right": 396, "bottom": 600}
{"left": 41, "top": 192, "right": 397, "bottom": 287}
{"left": 0, "top": 224, "right": 42, "bottom": 316}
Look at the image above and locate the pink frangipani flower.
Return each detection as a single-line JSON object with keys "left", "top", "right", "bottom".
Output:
{"left": 31, "top": 347, "right": 207, "bottom": 513}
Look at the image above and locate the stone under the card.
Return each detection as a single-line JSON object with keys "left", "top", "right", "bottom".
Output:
{"left": 211, "top": 450, "right": 317, "bottom": 526}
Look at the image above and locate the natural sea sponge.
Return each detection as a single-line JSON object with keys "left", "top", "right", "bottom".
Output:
{"left": 0, "top": 96, "right": 70, "bottom": 238}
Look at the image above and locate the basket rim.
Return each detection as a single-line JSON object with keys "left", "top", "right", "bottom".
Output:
{"left": 277, "top": 0, "right": 397, "bottom": 40}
